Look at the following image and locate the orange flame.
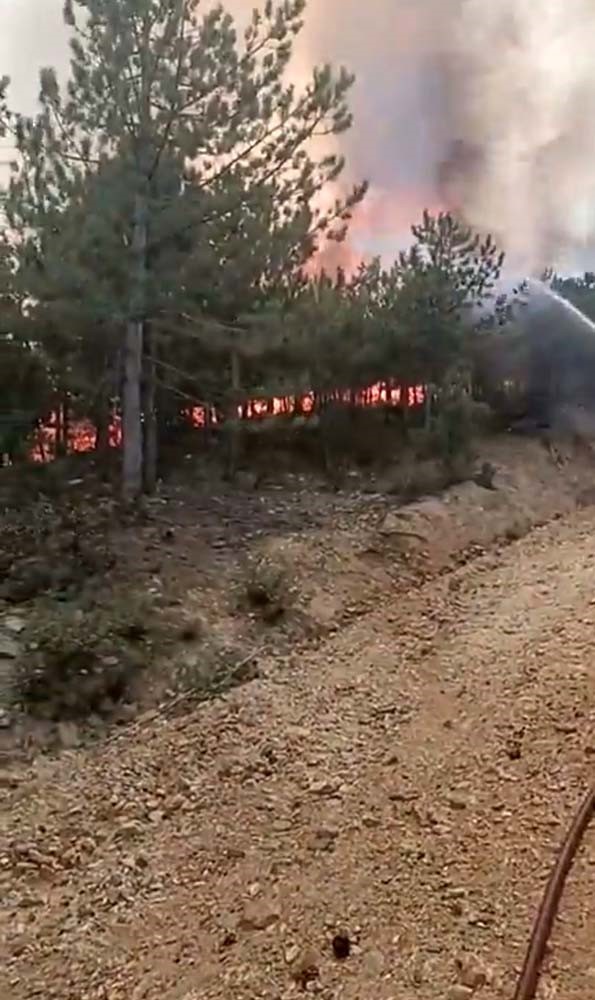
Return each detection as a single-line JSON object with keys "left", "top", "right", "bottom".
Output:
{"left": 27, "top": 381, "right": 425, "bottom": 462}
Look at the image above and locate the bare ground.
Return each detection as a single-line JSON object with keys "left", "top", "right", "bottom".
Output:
{"left": 3, "top": 439, "right": 595, "bottom": 999}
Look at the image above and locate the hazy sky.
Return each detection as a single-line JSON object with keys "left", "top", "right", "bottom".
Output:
{"left": 2, "top": 0, "right": 595, "bottom": 273}
{"left": 0, "top": 1, "right": 68, "bottom": 112}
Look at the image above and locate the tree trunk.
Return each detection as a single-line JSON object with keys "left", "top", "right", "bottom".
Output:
{"left": 225, "top": 347, "right": 242, "bottom": 480}
{"left": 63, "top": 397, "right": 70, "bottom": 454}
{"left": 94, "top": 378, "right": 111, "bottom": 459}
{"left": 424, "top": 384, "right": 434, "bottom": 431}
{"left": 55, "top": 396, "right": 69, "bottom": 457}
{"left": 36, "top": 421, "right": 47, "bottom": 464}
{"left": 95, "top": 414, "right": 109, "bottom": 456}
{"left": 402, "top": 384, "right": 411, "bottom": 440}
{"left": 143, "top": 322, "right": 157, "bottom": 494}
{"left": 122, "top": 192, "right": 147, "bottom": 502}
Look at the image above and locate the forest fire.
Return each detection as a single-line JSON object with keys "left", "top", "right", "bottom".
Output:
{"left": 29, "top": 380, "right": 426, "bottom": 462}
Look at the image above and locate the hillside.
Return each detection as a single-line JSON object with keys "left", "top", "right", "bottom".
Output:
{"left": 3, "top": 434, "right": 595, "bottom": 999}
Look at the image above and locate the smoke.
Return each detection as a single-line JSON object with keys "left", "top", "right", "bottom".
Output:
{"left": 293, "top": 0, "right": 595, "bottom": 273}
{"left": 3, "top": 0, "right": 595, "bottom": 272}
{"left": 438, "top": 0, "right": 595, "bottom": 274}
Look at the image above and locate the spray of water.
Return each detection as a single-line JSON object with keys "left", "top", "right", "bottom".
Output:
{"left": 526, "top": 278, "right": 595, "bottom": 335}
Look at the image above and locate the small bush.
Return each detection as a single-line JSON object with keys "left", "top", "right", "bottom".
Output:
{"left": 242, "top": 554, "right": 294, "bottom": 622}
{"left": 237, "top": 404, "right": 409, "bottom": 485}
{"left": 504, "top": 515, "right": 531, "bottom": 541}
{"left": 0, "top": 489, "right": 115, "bottom": 602}
{"left": 14, "top": 593, "right": 154, "bottom": 719}
{"left": 384, "top": 458, "right": 455, "bottom": 500}
{"left": 474, "top": 461, "right": 497, "bottom": 490}
{"left": 433, "top": 394, "right": 475, "bottom": 469}
{"left": 175, "top": 642, "right": 260, "bottom": 703}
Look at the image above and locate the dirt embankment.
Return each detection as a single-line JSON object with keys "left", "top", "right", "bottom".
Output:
{"left": 254, "top": 434, "right": 595, "bottom": 633}
{"left": 2, "top": 433, "right": 595, "bottom": 744}
{"left": 3, "top": 433, "right": 595, "bottom": 1000}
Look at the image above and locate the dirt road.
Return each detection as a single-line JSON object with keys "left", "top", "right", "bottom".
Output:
{"left": 3, "top": 507, "right": 595, "bottom": 1000}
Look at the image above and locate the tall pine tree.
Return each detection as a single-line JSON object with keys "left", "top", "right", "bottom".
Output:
{"left": 7, "top": 0, "right": 364, "bottom": 498}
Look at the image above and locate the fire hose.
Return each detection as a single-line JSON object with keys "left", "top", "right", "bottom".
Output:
{"left": 512, "top": 783, "right": 595, "bottom": 999}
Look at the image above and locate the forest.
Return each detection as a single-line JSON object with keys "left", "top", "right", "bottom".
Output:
{"left": 0, "top": 0, "right": 537, "bottom": 501}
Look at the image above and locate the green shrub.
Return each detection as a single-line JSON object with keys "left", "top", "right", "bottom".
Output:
{"left": 242, "top": 554, "right": 294, "bottom": 623}
{"left": 14, "top": 593, "right": 154, "bottom": 719}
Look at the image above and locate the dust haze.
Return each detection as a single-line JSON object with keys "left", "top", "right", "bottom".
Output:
{"left": 2, "top": 0, "right": 595, "bottom": 271}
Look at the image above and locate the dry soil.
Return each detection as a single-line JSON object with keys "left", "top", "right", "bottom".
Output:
{"left": 3, "top": 495, "right": 595, "bottom": 999}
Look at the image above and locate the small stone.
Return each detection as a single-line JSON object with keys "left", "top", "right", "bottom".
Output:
{"left": 284, "top": 943, "right": 301, "bottom": 965}
{"left": 238, "top": 900, "right": 280, "bottom": 932}
{"left": 554, "top": 722, "right": 578, "bottom": 735}
{"left": 26, "top": 847, "right": 52, "bottom": 868}
{"left": 309, "top": 778, "right": 339, "bottom": 796}
{"left": 0, "top": 770, "right": 19, "bottom": 790}
{"left": 505, "top": 733, "right": 523, "bottom": 760}
{"left": 3, "top": 616, "right": 26, "bottom": 634}
{"left": 389, "top": 787, "right": 419, "bottom": 803}
{"left": 291, "top": 948, "right": 319, "bottom": 988}
{"left": 118, "top": 819, "right": 141, "bottom": 838}
{"left": 61, "top": 846, "right": 79, "bottom": 867}
{"left": 0, "top": 635, "right": 19, "bottom": 658}
{"left": 331, "top": 932, "right": 351, "bottom": 960}
{"left": 0, "top": 708, "right": 12, "bottom": 729}
{"left": 447, "top": 887, "right": 467, "bottom": 899}
{"left": 362, "top": 814, "right": 381, "bottom": 828}
{"left": 411, "top": 956, "right": 425, "bottom": 986}
{"left": 310, "top": 827, "right": 339, "bottom": 852}
{"left": 447, "top": 793, "right": 469, "bottom": 811}
{"left": 163, "top": 792, "right": 185, "bottom": 814}
{"left": 447, "top": 987, "right": 474, "bottom": 1000}
{"left": 114, "top": 702, "right": 138, "bottom": 724}
{"left": 220, "top": 930, "right": 237, "bottom": 950}
{"left": 457, "top": 954, "right": 490, "bottom": 990}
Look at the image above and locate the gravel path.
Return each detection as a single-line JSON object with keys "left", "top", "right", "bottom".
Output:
{"left": 3, "top": 508, "right": 595, "bottom": 1000}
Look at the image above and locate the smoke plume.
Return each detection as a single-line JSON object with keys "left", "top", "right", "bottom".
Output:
{"left": 3, "top": 0, "right": 595, "bottom": 271}
{"left": 292, "top": 0, "right": 595, "bottom": 273}
{"left": 437, "top": 0, "right": 595, "bottom": 274}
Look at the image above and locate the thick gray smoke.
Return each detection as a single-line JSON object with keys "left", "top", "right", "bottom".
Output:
{"left": 294, "top": 0, "right": 595, "bottom": 272}
{"left": 438, "top": 0, "right": 595, "bottom": 274}
{"left": 3, "top": 0, "right": 595, "bottom": 270}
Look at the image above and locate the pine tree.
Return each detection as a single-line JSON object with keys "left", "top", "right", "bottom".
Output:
{"left": 361, "top": 211, "right": 505, "bottom": 389}
{"left": 0, "top": 239, "right": 51, "bottom": 463}
{"left": 7, "top": 0, "right": 364, "bottom": 499}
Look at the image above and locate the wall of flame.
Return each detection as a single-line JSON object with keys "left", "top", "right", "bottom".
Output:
{"left": 27, "top": 381, "right": 426, "bottom": 462}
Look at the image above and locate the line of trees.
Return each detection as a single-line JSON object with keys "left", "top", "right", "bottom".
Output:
{"left": 0, "top": 0, "right": 509, "bottom": 497}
